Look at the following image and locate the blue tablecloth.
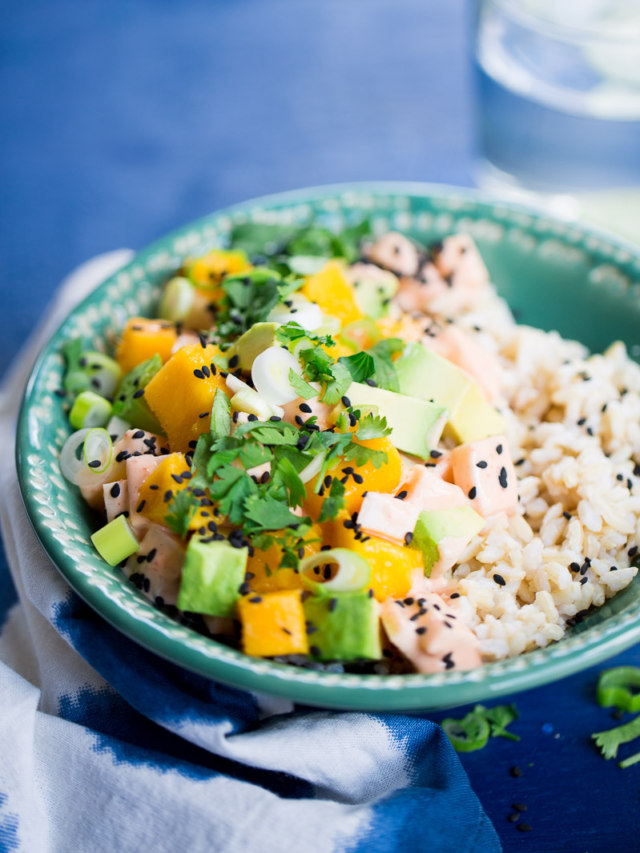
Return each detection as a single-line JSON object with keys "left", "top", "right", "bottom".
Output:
{"left": 1, "top": 2, "right": 639, "bottom": 850}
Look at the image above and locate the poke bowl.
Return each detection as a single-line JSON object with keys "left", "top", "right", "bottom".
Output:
{"left": 16, "top": 182, "right": 640, "bottom": 711}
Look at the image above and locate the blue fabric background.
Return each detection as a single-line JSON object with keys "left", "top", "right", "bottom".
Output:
{"left": 1, "top": 2, "right": 639, "bottom": 850}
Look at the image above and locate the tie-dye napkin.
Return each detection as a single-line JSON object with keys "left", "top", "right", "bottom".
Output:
{"left": 0, "top": 252, "right": 500, "bottom": 853}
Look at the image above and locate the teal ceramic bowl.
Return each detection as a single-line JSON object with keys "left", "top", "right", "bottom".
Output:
{"left": 16, "top": 183, "right": 640, "bottom": 711}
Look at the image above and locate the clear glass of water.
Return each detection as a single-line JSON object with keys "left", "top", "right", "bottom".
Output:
{"left": 474, "top": 0, "right": 640, "bottom": 216}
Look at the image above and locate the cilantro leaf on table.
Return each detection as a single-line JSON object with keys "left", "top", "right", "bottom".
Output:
{"left": 165, "top": 489, "right": 199, "bottom": 538}
{"left": 592, "top": 715, "right": 640, "bottom": 760}
{"left": 475, "top": 704, "right": 520, "bottom": 741}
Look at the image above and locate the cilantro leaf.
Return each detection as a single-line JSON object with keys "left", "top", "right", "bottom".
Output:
{"left": 272, "top": 456, "right": 306, "bottom": 508}
{"left": 216, "top": 269, "right": 281, "bottom": 340}
{"left": 368, "top": 338, "right": 404, "bottom": 392}
{"left": 318, "top": 477, "right": 346, "bottom": 523}
{"left": 322, "top": 360, "right": 352, "bottom": 406}
{"left": 344, "top": 442, "right": 388, "bottom": 469}
{"left": 165, "top": 489, "right": 199, "bottom": 538}
{"left": 208, "top": 466, "right": 258, "bottom": 524}
{"left": 592, "top": 715, "right": 640, "bottom": 760}
{"left": 475, "top": 704, "right": 520, "bottom": 741}
{"left": 244, "top": 494, "right": 310, "bottom": 533}
{"left": 233, "top": 420, "right": 300, "bottom": 446}
{"left": 211, "top": 390, "right": 231, "bottom": 440}
{"left": 288, "top": 369, "right": 318, "bottom": 400}
{"left": 339, "top": 351, "right": 375, "bottom": 383}
{"left": 355, "top": 413, "right": 392, "bottom": 441}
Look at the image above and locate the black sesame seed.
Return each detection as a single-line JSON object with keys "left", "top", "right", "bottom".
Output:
{"left": 468, "top": 486, "right": 477, "bottom": 500}
{"left": 507, "top": 813, "right": 520, "bottom": 824}
{"left": 629, "top": 546, "right": 638, "bottom": 558}
{"left": 163, "top": 490, "right": 174, "bottom": 503}
{"left": 133, "top": 388, "right": 144, "bottom": 399}
{"left": 395, "top": 490, "right": 408, "bottom": 500}
{"left": 416, "top": 626, "right": 427, "bottom": 635}
{"left": 228, "top": 354, "right": 239, "bottom": 368}
{"left": 450, "top": 592, "right": 460, "bottom": 599}
{"left": 494, "top": 574, "right": 506, "bottom": 586}
{"left": 510, "top": 765, "right": 523, "bottom": 778}
{"left": 498, "top": 467, "right": 508, "bottom": 489}
{"left": 404, "top": 532, "right": 413, "bottom": 546}
{"left": 328, "top": 598, "right": 338, "bottom": 613}
{"left": 496, "top": 444, "right": 503, "bottom": 454}
{"left": 429, "top": 450, "right": 443, "bottom": 459}
{"left": 309, "top": 645, "right": 321, "bottom": 657}
{"left": 341, "top": 396, "right": 351, "bottom": 408}
{"left": 201, "top": 365, "right": 210, "bottom": 378}
{"left": 109, "top": 483, "right": 121, "bottom": 498}
{"left": 476, "top": 460, "right": 488, "bottom": 469}
{"left": 136, "top": 500, "right": 146, "bottom": 513}
{"left": 517, "top": 823, "right": 533, "bottom": 833}
{"left": 563, "top": 511, "right": 571, "bottom": 520}
{"left": 512, "top": 803, "right": 528, "bottom": 812}
{"left": 193, "top": 369, "right": 204, "bottom": 379}
{"left": 299, "top": 403, "right": 312, "bottom": 413}
{"left": 88, "top": 459, "right": 102, "bottom": 468}
{"left": 248, "top": 596, "right": 263, "bottom": 604}
{"left": 132, "top": 430, "right": 145, "bottom": 439}
{"left": 569, "top": 562, "right": 580, "bottom": 572}
{"left": 442, "top": 652, "right": 454, "bottom": 670}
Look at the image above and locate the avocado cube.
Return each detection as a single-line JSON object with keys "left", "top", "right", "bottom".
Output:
{"left": 412, "top": 506, "right": 484, "bottom": 575}
{"left": 345, "top": 381, "right": 447, "bottom": 460}
{"left": 177, "top": 539, "right": 248, "bottom": 617}
{"left": 227, "top": 322, "right": 280, "bottom": 371}
{"left": 303, "top": 591, "right": 381, "bottom": 661}
{"left": 395, "top": 342, "right": 505, "bottom": 443}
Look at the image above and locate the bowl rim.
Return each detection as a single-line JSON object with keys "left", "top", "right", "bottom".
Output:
{"left": 15, "top": 180, "right": 640, "bottom": 711}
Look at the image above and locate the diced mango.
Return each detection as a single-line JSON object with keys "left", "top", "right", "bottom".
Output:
{"left": 304, "top": 436, "right": 402, "bottom": 518}
{"left": 329, "top": 521, "right": 423, "bottom": 601}
{"left": 246, "top": 525, "right": 322, "bottom": 593}
{"left": 144, "top": 344, "right": 231, "bottom": 452}
{"left": 238, "top": 590, "right": 309, "bottom": 657}
{"left": 187, "top": 249, "right": 252, "bottom": 292}
{"left": 116, "top": 318, "right": 178, "bottom": 374}
{"left": 137, "top": 453, "right": 189, "bottom": 526}
{"left": 301, "top": 261, "right": 363, "bottom": 327}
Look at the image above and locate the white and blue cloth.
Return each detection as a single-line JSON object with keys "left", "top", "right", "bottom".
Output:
{"left": 0, "top": 253, "right": 501, "bottom": 853}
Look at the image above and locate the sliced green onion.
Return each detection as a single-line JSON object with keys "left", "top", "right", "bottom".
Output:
{"left": 298, "top": 451, "right": 326, "bottom": 484}
{"left": 299, "top": 548, "right": 371, "bottom": 592}
{"left": 597, "top": 667, "right": 640, "bottom": 712}
{"left": 286, "top": 255, "right": 327, "bottom": 275}
{"left": 230, "top": 388, "right": 283, "bottom": 421}
{"left": 442, "top": 712, "right": 491, "bottom": 753}
{"left": 268, "top": 294, "right": 323, "bottom": 331}
{"left": 60, "top": 428, "right": 100, "bottom": 486}
{"left": 251, "top": 346, "right": 303, "bottom": 406}
{"left": 91, "top": 514, "right": 139, "bottom": 566}
{"left": 106, "top": 414, "right": 130, "bottom": 442}
{"left": 82, "top": 428, "right": 113, "bottom": 474}
{"left": 66, "top": 351, "right": 122, "bottom": 398}
{"left": 69, "top": 390, "right": 113, "bottom": 429}
{"left": 159, "top": 276, "right": 195, "bottom": 322}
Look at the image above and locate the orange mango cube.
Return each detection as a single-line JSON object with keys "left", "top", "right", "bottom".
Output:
{"left": 116, "top": 317, "right": 178, "bottom": 374}
{"left": 238, "top": 590, "right": 309, "bottom": 657}
{"left": 301, "top": 261, "right": 363, "bottom": 327}
{"left": 144, "top": 344, "right": 230, "bottom": 452}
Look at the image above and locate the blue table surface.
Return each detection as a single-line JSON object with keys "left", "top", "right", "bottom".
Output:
{"left": 2, "top": 2, "right": 639, "bottom": 850}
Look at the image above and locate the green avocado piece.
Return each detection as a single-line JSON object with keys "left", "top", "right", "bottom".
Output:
{"left": 395, "top": 342, "right": 505, "bottom": 443}
{"left": 412, "top": 507, "right": 485, "bottom": 576}
{"left": 345, "top": 381, "right": 447, "bottom": 460}
{"left": 177, "top": 539, "right": 248, "bottom": 617}
{"left": 227, "top": 322, "right": 280, "bottom": 371}
{"left": 112, "top": 355, "right": 164, "bottom": 435}
{"left": 303, "top": 591, "right": 381, "bottom": 661}
{"left": 350, "top": 266, "right": 398, "bottom": 319}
